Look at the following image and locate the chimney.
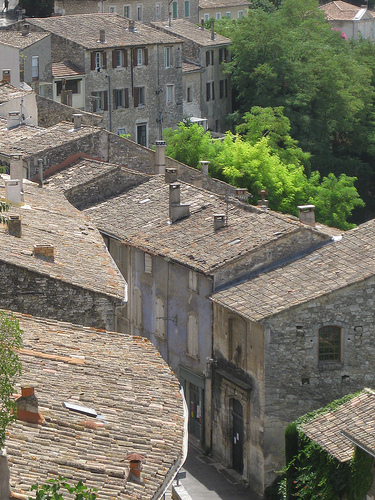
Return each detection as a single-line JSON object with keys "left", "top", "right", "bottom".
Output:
{"left": 5, "top": 179, "right": 24, "bottom": 204}
{"left": 129, "top": 20, "right": 135, "bottom": 32}
{"left": 8, "top": 215, "right": 21, "bottom": 237}
{"left": 99, "top": 29, "right": 106, "bottom": 43}
{"left": 126, "top": 453, "right": 145, "bottom": 483}
{"left": 2, "top": 69, "right": 10, "bottom": 83}
{"left": 0, "top": 449, "right": 10, "bottom": 500}
{"left": 169, "top": 183, "right": 190, "bottom": 223}
{"left": 211, "top": 20, "right": 215, "bottom": 40}
{"left": 165, "top": 167, "right": 178, "bottom": 183}
{"left": 214, "top": 214, "right": 226, "bottom": 230}
{"left": 258, "top": 189, "right": 268, "bottom": 208}
{"left": 73, "top": 113, "right": 82, "bottom": 130}
{"left": 199, "top": 160, "right": 209, "bottom": 176}
{"left": 235, "top": 188, "right": 250, "bottom": 203}
{"left": 21, "top": 23, "right": 30, "bottom": 36}
{"left": 155, "top": 140, "right": 166, "bottom": 174}
{"left": 10, "top": 154, "right": 24, "bottom": 180}
{"left": 38, "top": 158, "right": 44, "bottom": 187}
{"left": 298, "top": 205, "right": 315, "bottom": 226}
{"left": 7, "top": 111, "right": 20, "bottom": 130}
{"left": 16, "top": 386, "right": 44, "bottom": 425}
{"left": 34, "top": 244, "right": 54, "bottom": 262}
{"left": 201, "top": 19, "right": 204, "bottom": 29}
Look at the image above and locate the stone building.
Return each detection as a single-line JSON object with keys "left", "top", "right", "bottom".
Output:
{"left": 3, "top": 310, "right": 186, "bottom": 498}
{"left": 25, "top": 13, "right": 184, "bottom": 145}
{"left": 0, "top": 82, "right": 38, "bottom": 128}
{"left": 320, "top": 1, "right": 375, "bottom": 41}
{"left": 198, "top": 0, "right": 250, "bottom": 22}
{"left": 0, "top": 175, "right": 126, "bottom": 330}
{"left": 152, "top": 19, "right": 231, "bottom": 132}
{"left": 0, "top": 25, "right": 52, "bottom": 98}
{"left": 210, "top": 218, "right": 375, "bottom": 494}
{"left": 54, "top": 0, "right": 199, "bottom": 25}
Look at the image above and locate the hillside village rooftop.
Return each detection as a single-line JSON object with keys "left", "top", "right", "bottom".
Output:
{"left": 0, "top": 30, "right": 49, "bottom": 49}
{"left": 152, "top": 18, "right": 231, "bottom": 46}
{"left": 5, "top": 311, "right": 186, "bottom": 497}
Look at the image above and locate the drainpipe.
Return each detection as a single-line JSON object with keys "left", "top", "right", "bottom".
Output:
{"left": 106, "top": 74, "right": 112, "bottom": 132}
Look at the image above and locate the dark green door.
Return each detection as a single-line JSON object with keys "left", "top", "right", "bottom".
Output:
{"left": 232, "top": 399, "right": 244, "bottom": 475}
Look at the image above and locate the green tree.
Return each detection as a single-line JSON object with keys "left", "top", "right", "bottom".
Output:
{"left": 18, "top": 0, "right": 53, "bottom": 17}
{"left": 0, "top": 312, "right": 23, "bottom": 450}
{"left": 0, "top": 201, "right": 9, "bottom": 224}
{"left": 30, "top": 477, "right": 97, "bottom": 500}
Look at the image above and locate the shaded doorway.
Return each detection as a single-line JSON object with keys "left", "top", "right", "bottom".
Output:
{"left": 232, "top": 398, "right": 244, "bottom": 474}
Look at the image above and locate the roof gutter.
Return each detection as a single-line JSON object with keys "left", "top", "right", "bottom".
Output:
{"left": 151, "top": 385, "right": 189, "bottom": 500}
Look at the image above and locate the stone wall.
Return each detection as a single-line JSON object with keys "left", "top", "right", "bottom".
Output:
{"left": 36, "top": 94, "right": 103, "bottom": 128}
{"left": 0, "top": 261, "right": 118, "bottom": 330}
{"left": 263, "top": 275, "right": 375, "bottom": 485}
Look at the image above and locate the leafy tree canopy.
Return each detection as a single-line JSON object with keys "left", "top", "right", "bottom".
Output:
{"left": 19, "top": 0, "right": 53, "bottom": 17}
{"left": 30, "top": 476, "right": 97, "bottom": 500}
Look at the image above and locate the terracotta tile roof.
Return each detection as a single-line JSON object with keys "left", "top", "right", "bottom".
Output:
{"left": 81, "top": 175, "right": 329, "bottom": 274}
{"left": 52, "top": 62, "right": 85, "bottom": 78}
{"left": 320, "top": 1, "right": 375, "bottom": 21}
{"left": 0, "top": 179, "right": 126, "bottom": 300}
{"left": 199, "top": 0, "right": 251, "bottom": 9}
{"left": 6, "top": 311, "right": 185, "bottom": 497}
{"left": 28, "top": 13, "right": 183, "bottom": 49}
{"left": 182, "top": 61, "right": 202, "bottom": 72}
{"left": 0, "top": 82, "right": 34, "bottom": 103}
{"left": 0, "top": 119, "right": 98, "bottom": 159}
{"left": 301, "top": 389, "right": 375, "bottom": 462}
{"left": 0, "top": 30, "right": 49, "bottom": 49}
{"left": 152, "top": 19, "right": 231, "bottom": 46}
{"left": 211, "top": 219, "right": 375, "bottom": 321}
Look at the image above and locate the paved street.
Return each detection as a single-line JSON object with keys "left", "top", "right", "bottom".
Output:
{"left": 178, "top": 441, "right": 262, "bottom": 500}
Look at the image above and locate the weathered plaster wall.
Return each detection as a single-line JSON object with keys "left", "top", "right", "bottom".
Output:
{"left": 263, "top": 275, "right": 375, "bottom": 486}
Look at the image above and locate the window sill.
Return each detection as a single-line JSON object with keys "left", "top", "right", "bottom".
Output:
{"left": 318, "top": 361, "right": 343, "bottom": 371}
{"left": 186, "top": 353, "right": 199, "bottom": 361}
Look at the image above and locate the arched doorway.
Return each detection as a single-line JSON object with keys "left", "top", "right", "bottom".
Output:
{"left": 231, "top": 398, "right": 244, "bottom": 475}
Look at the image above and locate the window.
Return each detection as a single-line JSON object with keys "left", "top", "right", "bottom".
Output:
{"left": 155, "top": 296, "right": 166, "bottom": 339}
{"left": 166, "top": 84, "right": 174, "bottom": 104}
{"left": 91, "top": 91, "right": 108, "bottom": 112}
{"left": 165, "top": 46, "right": 172, "bottom": 68}
{"left": 56, "top": 79, "right": 80, "bottom": 96}
{"left": 91, "top": 51, "right": 107, "bottom": 71}
{"left": 113, "top": 88, "right": 129, "bottom": 109}
{"left": 206, "top": 50, "right": 214, "bottom": 66}
{"left": 238, "top": 10, "right": 243, "bottom": 18}
{"left": 134, "top": 47, "right": 148, "bottom": 66}
{"left": 133, "top": 287, "right": 142, "bottom": 329}
{"left": 187, "top": 86, "right": 193, "bottom": 103}
{"left": 219, "top": 47, "right": 228, "bottom": 64}
{"left": 124, "top": 5, "right": 130, "bottom": 17}
{"left": 113, "top": 49, "right": 127, "bottom": 68}
{"left": 187, "top": 313, "right": 198, "bottom": 358}
{"left": 137, "top": 4, "right": 142, "bottom": 21}
{"left": 172, "top": 1, "right": 177, "bottom": 18}
{"left": 184, "top": 0, "right": 189, "bottom": 17}
{"left": 216, "top": 12, "right": 221, "bottom": 20}
{"left": 137, "top": 123, "right": 147, "bottom": 146}
{"left": 156, "top": 2, "right": 161, "bottom": 20}
{"left": 31, "top": 56, "right": 39, "bottom": 79}
{"left": 219, "top": 79, "right": 228, "bottom": 99}
{"left": 226, "top": 11, "right": 232, "bottom": 18}
{"left": 118, "top": 128, "right": 126, "bottom": 135}
{"left": 134, "top": 86, "right": 145, "bottom": 107}
{"left": 319, "top": 326, "right": 341, "bottom": 362}
{"left": 144, "top": 253, "right": 152, "bottom": 273}
{"left": 206, "top": 81, "right": 214, "bottom": 101}
{"left": 109, "top": 5, "right": 115, "bottom": 12}
{"left": 188, "top": 270, "right": 198, "bottom": 292}
{"left": 204, "top": 13, "right": 209, "bottom": 21}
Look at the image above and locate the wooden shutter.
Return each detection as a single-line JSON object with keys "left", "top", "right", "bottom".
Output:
{"left": 206, "top": 82, "right": 210, "bottom": 101}
{"left": 91, "top": 92, "right": 97, "bottom": 112}
{"left": 144, "top": 48, "right": 148, "bottom": 66}
{"left": 219, "top": 48, "right": 222, "bottom": 64}
{"left": 91, "top": 52, "right": 96, "bottom": 70}
{"left": 220, "top": 80, "right": 223, "bottom": 99}
{"left": 112, "top": 50, "right": 117, "bottom": 68}
{"left": 125, "top": 88, "right": 129, "bottom": 108}
{"left": 113, "top": 89, "right": 117, "bottom": 109}
{"left": 124, "top": 49, "right": 128, "bottom": 67}
{"left": 134, "top": 87, "right": 139, "bottom": 107}
{"left": 212, "top": 51, "right": 214, "bottom": 65}
{"left": 206, "top": 51, "right": 209, "bottom": 67}
{"left": 212, "top": 82, "right": 214, "bottom": 100}
{"left": 133, "top": 48, "right": 137, "bottom": 65}
{"left": 102, "top": 51, "right": 107, "bottom": 69}
{"left": 103, "top": 90, "right": 108, "bottom": 110}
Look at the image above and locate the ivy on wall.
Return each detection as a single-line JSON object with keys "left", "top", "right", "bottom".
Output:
{"left": 266, "top": 392, "right": 374, "bottom": 500}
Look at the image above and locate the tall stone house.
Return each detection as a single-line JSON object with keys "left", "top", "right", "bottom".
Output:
{"left": 320, "top": 1, "right": 375, "bottom": 41}
{"left": 53, "top": 0, "right": 199, "bottom": 24}
{"left": 152, "top": 19, "right": 232, "bottom": 133}
{"left": 24, "top": 14, "right": 183, "bottom": 146}
{"left": 199, "top": 0, "right": 250, "bottom": 22}
{"left": 210, "top": 218, "right": 375, "bottom": 494}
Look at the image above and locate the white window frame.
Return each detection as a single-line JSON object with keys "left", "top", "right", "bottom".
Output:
{"left": 187, "top": 312, "right": 199, "bottom": 358}
{"left": 137, "top": 48, "right": 143, "bottom": 66}
{"left": 118, "top": 127, "right": 126, "bottom": 135}
{"left": 109, "top": 5, "right": 115, "bottom": 13}
{"left": 165, "top": 46, "right": 171, "bottom": 68}
{"left": 186, "top": 85, "right": 193, "bottom": 103}
{"left": 124, "top": 5, "right": 130, "bottom": 17}
{"left": 188, "top": 270, "right": 198, "bottom": 292}
{"left": 226, "top": 11, "right": 232, "bottom": 18}
{"left": 31, "top": 56, "right": 39, "bottom": 79}
{"left": 144, "top": 253, "right": 152, "bottom": 274}
{"left": 156, "top": 2, "right": 161, "bottom": 20}
{"left": 216, "top": 12, "right": 221, "bottom": 20}
{"left": 166, "top": 84, "right": 174, "bottom": 104}
{"left": 116, "top": 49, "right": 125, "bottom": 68}
{"left": 238, "top": 10, "right": 243, "bottom": 18}
{"left": 204, "top": 13, "right": 209, "bottom": 21}
{"left": 95, "top": 51, "right": 102, "bottom": 71}
{"left": 137, "top": 4, "right": 142, "bottom": 21}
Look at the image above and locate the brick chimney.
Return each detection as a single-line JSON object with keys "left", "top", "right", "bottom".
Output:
{"left": 165, "top": 167, "right": 178, "bottom": 183}
{"left": 16, "top": 387, "right": 44, "bottom": 425}
{"left": 257, "top": 189, "right": 268, "bottom": 208}
{"left": 126, "top": 453, "right": 145, "bottom": 483}
{"left": 8, "top": 215, "right": 21, "bottom": 237}
{"left": 10, "top": 154, "right": 23, "bottom": 180}
{"left": 214, "top": 214, "right": 226, "bottom": 230}
{"left": 235, "top": 188, "right": 250, "bottom": 203}
{"left": 199, "top": 161, "right": 209, "bottom": 176}
{"left": 169, "top": 183, "right": 190, "bottom": 223}
{"left": 34, "top": 244, "right": 54, "bottom": 262}
{"left": 298, "top": 205, "right": 315, "bottom": 226}
{"left": 155, "top": 140, "right": 166, "bottom": 174}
